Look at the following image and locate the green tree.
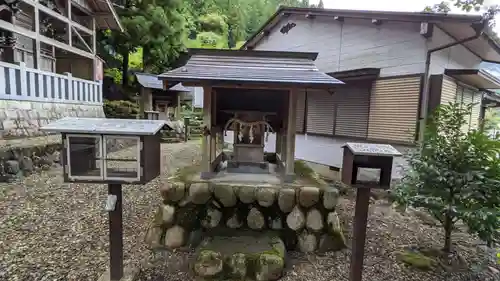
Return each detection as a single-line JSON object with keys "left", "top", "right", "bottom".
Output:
{"left": 99, "top": 0, "right": 185, "bottom": 88}
{"left": 393, "top": 103, "right": 500, "bottom": 252}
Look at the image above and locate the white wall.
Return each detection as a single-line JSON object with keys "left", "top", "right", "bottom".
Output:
{"left": 253, "top": 15, "right": 481, "bottom": 76}
{"left": 255, "top": 15, "right": 427, "bottom": 77}
{"left": 428, "top": 27, "right": 482, "bottom": 75}
{"left": 192, "top": 87, "right": 204, "bottom": 108}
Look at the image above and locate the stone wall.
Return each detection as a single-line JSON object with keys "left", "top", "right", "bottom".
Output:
{"left": 145, "top": 182, "right": 347, "bottom": 254}
{"left": 0, "top": 100, "right": 104, "bottom": 139}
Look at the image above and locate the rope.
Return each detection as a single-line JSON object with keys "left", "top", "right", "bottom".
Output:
{"left": 223, "top": 118, "right": 275, "bottom": 142}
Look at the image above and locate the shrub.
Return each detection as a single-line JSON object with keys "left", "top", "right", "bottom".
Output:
{"left": 392, "top": 102, "right": 500, "bottom": 252}
{"left": 103, "top": 100, "right": 139, "bottom": 119}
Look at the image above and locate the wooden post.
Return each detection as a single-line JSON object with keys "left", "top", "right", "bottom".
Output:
{"left": 284, "top": 89, "right": 297, "bottom": 182}
{"left": 201, "top": 86, "right": 212, "bottom": 179}
{"left": 139, "top": 88, "right": 153, "bottom": 118}
{"left": 175, "top": 93, "right": 181, "bottom": 119}
{"left": 210, "top": 89, "right": 217, "bottom": 162}
{"left": 108, "top": 183, "right": 123, "bottom": 281}
{"left": 34, "top": 0, "right": 41, "bottom": 69}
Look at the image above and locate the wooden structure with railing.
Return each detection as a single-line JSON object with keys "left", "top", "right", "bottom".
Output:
{"left": 0, "top": 0, "right": 122, "bottom": 104}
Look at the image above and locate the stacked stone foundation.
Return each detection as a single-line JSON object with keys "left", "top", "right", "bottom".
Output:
{"left": 145, "top": 181, "right": 347, "bottom": 279}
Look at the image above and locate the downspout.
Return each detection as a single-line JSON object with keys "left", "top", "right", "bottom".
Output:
{"left": 418, "top": 24, "right": 485, "bottom": 143}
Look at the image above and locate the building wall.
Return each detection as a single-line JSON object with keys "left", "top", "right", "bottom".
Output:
{"left": 254, "top": 15, "right": 427, "bottom": 76}
{"left": 253, "top": 15, "right": 480, "bottom": 76}
{"left": 428, "top": 27, "right": 482, "bottom": 75}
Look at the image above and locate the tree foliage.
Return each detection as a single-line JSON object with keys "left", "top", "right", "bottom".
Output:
{"left": 424, "top": 0, "right": 500, "bottom": 24}
{"left": 393, "top": 103, "right": 500, "bottom": 252}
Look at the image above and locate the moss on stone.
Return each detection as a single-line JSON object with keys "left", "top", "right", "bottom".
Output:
{"left": 396, "top": 250, "right": 437, "bottom": 270}
{"left": 172, "top": 162, "right": 201, "bottom": 183}
{"left": 294, "top": 160, "right": 327, "bottom": 187}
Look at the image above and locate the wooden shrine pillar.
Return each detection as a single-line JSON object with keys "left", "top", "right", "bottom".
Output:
{"left": 175, "top": 92, "right": 181, "bottom": 119}
{"left": 201, "top": 86, "right": 212, "bottom": 179}
{"left": 139, "top": 87, "right": 153, "bottom": 118}
{"left": 210, "top": 89, "right": 217, "bottom": 162}
{"left": 284, "top": 89, "right": 297, "bottom": 182}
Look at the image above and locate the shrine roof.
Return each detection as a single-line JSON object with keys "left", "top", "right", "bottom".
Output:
{"left": 158, "top": 49, "right": 344, "bottom": 88}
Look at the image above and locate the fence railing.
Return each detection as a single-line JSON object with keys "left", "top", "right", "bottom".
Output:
{"left": 0, "top": 61, "right": 103, "bottom": 105}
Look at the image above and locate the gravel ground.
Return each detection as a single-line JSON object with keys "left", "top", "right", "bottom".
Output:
{"left": 0, "top": 141, "right": 201, "bottom": 281}
{"left": 137, "top": 196, "right": 500, "bottom": 281}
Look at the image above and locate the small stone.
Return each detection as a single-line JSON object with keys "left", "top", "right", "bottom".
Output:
{"left": 144, "top": 224, "right": 163, "bottom": 248}
{"left": 189, "top": 183, "right": 211, "bottom": 204}
{"left": 238, "top": 186, "right": 256, "bottom": 203}
{"left": 323, "top": 186, "right": 339, "bottom": 210}
{"left": 19, "top": 156, "right": 34, "bottom": 173}
{"left": 247, "top": 207, "right": 265, "bottom": 230}
{"left": 186, "top": 229, "right": 204, "bottom": 248}
{"left": 278, "top": 188, "right": 296, "bottom": 213}
{"left": 160, "top": 182, "right": 186, "bottom": 203}
{"left": 202, "top": 207, "right": 222, "bottom": 229}
{"left": 255, "top": 253, "right": 284, "bottom": 281}
{"left": 158, "top": 204, "right": 175, "bottom": 226}
{"left": 318, "top": 234, "right": 346, "bottom": 252}
{"left": 226, "top": 212, "right": 243, "bottom": 229}
{"left": 213, "top": 185, "right": 237, "bottom": 207}
{"left": 227, "top": 253, "right": 247, "bottom": 279}
{"left": 298, "top": 231, "right": 317, "bottom": 253}
{"left": 306, "top": 209, "right": 324, "bottom": 231}
{"left": 326, "top": 212, "right": 346, "bottom": 249}
{"left": 298, "top": 186, "right": 320, "bottom": 208}
{"left": 286, "top": 206, "right": 305, "bottom": 231}
{"left": 164, "top": 225, "right": 185, "bottom": 248}
{"left": 194, "top": 250, "right": 223, "bottom": 277}
{"left": 257, "top": 187, "right": 277, "bottom": 207}
{"left": 175, "top": 204, "right": 200, "bottom": 230}
{"left": 5, "top": 160, "right": 20, "bottom": 174}
{"left": 51, "top": 151, "right": 61, "bottom": 163}
{"left": 270, "top": 216, "right": 282, "bottom": 230}
{"left": 39, "top": 155, "right": 53, "bottom": 166}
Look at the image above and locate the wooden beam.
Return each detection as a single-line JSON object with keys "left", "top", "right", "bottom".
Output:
{"left": 72, "top": 26, "right": 92, "bottom": 52}
{"left": 285, "top": 88, "right": 297, "bottom": 182}
{"left": 21, "top": 0, "right": 93, "bottom": 34}
{"left": 34, "top": 0, "right": 41, "bottom": 69}
{"left": 201, "top": 86, "right": 212, "bottom": 179}
{"left": 67, "top": 0, "right": 72, "bottom": 46}
{"left": 92, "top": 17, "right": 96, "bottom": 80}
{"left": 179, "top": 82, "right": 299, "bottom": 91}
{"left": 0, "top": 20, "right": 94, "bottom": 58}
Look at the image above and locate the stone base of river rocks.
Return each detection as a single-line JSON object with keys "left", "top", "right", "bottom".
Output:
{"left": 193, "top": 233, "right": 285, "bottom": 281}
{"left": 145, "top": 181, "right": 347, "bottom": 255}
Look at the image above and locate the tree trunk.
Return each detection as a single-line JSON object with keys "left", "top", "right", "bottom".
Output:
{"left": 121, "top": 50, "right": 129, "bottom": 88}
{"left": 443, "top": 213, "right": 453, "bottom": 253}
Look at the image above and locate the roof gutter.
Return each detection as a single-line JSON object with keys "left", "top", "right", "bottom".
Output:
{"left": 418, "top": 23, "right": 485, "bottom": 143}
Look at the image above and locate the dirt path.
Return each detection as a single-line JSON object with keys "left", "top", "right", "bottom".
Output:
{"left": 0, "top": 141, "right": 200, "bottom": 281}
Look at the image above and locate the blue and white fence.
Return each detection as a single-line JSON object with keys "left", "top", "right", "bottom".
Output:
{"left": 0, "top": 61, "right": 103, "bottom": 105}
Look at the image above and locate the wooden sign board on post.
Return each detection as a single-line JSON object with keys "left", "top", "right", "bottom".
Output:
{"left": 41, "top": 117, "right": 167, "bottom": 281}
{"left": 340, "top": 142, "right": 401, "bottom": 281}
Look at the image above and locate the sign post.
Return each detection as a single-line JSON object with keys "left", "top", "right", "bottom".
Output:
{"left": 340, "top": 142, "right": 401, "bottom": 281}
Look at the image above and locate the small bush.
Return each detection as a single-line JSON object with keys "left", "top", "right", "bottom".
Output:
{"left": 104, "top": 100, "right": 139, "bottom": 119}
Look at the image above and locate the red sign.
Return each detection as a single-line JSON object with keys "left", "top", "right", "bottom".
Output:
{"left": 95, "top": 57, "right": 104, "bottom": 81}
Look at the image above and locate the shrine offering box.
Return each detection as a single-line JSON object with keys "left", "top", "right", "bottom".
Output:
{"left": 41, "top": 117, "right": 167, "bottom": 184}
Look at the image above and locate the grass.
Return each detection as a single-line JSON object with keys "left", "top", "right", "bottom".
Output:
{"left": 294, "top": 160, "right": 328, "bottom": 187}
